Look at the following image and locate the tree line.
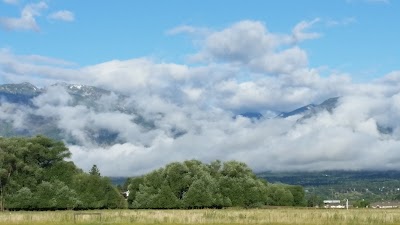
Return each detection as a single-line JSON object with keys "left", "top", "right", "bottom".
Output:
{"left": 1, "top": 136, "right": 306, "bottom": 210}
{"left": 125, "top": 160, "right": 305, "bottom": 209}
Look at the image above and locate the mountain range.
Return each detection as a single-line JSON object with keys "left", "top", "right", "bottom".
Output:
{"left": 0, "top": 82, "right": 140, "bottom": 145}
{"left": 0, "top": 82, "right": 392, "bottom": 145}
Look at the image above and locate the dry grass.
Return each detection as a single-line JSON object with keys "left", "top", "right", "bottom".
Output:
{"left": 1, "top": 208, "right": 400, "bottom": 225}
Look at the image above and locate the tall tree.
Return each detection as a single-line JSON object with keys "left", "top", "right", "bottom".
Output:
{"left": 89, "top": 164, "right": 101, "bottom": 176}
{"left": 183, "top": 174, "right": 217, "bottom": 208}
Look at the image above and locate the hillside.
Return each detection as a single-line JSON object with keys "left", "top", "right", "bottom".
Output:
{"left": 258, "top": 170, "right": 400, "bottom": 202}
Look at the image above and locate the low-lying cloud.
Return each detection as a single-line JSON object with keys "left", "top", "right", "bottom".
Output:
{"left": 1, "top": 20, "right": 400, "bottom": 176}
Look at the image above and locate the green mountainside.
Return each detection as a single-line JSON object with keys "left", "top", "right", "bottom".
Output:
{"left": 258, "top": 170, "right": 400, "bottom": 203}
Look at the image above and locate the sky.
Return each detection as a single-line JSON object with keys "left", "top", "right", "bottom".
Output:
{"left": 1, "top": 0, "right": 400, "bottom": 176}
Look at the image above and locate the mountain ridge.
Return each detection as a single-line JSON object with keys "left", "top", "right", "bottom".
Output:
{"left": 0, "top": 82, "right": 393, "bottom": 149}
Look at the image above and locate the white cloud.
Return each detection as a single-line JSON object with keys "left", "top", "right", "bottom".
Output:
{"left": 166, "top": 25, "right": 210, "bottom": 36}
{"left": 0, "top": 1, "right": 48, "bottom": 31}
{"left": 192, "top": 20, "right": 282, "bottom": 62}
{"left": 66, "top": 90, "right": 400, "bottom": 176}
{"left": 2, "top": 20, "right": 400, "bottom": 175}
{"left": 191, "top": 19, "right": 321, "bottom": 74}
{"left": 292, "top": 18, "right": 322, "bottom": 42}
{"left": 0, "top": 49, "right": 83, "bottom": 86}
{"left": 48, "top": 10, "right": 75, "bottom": 22}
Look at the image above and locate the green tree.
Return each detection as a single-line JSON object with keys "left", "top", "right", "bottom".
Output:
{"left": 89, "top": 164, "right": 101, "bottom": 176}
{"left": 307, "top": 194, "right": 323, "bottom": 207}
{"left": 0, "top": 136, "right": 128, "bottom": 210}
{"left": 125, "top": 159, "right": 305, "bottom": 209}
{"left": 0, "top": 136, "right": 71, "bottom": 210}
{"left": 6, "top": 187, "right": 34, "bottom": 210}
{"left": 29, "top": 135, "right": 71, "bottom": 168}
{"left": 153, "top": 183, "right": 182, "bottom": 209}
{"left": 52, "top": 180, "right": 81, "bottom": 209}
{"left": 287, "top": 185, "right": 306, "bottom": 206}
{"left": 208, "top": 160, "right": 222, "bottom": 177}
{"left": 183, "top": 177, "right": 214, "bottom": 208}
{"left": 165, "top": 162, "right": 191, "bottom": 199}
{"left": 218, "top": 161, "right": 269, "bottom": 207}
{"left": 270, "top": 186, "right": 294, "bottom": 206}
{"left": 127, "top": 176, "right": 144, "bottom": 206}
{"left": 132, "top": 184, "right": 157, "bottom": 209}
{"left": 353, "top": 199, "right": 370, "bottom": 208}
{"left": 42, "top": 161, "right": 81, "bottom": 184}
{"left": 35, "top": 181, "right": 57, "bottom": 209}
{"left": 221, "top": 161, "right": 254, "bottom": 179}
{"left": 72, "top": 173, "right": 118, "bottom": 209}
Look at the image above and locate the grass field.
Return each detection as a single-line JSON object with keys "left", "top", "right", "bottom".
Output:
{"left": 1, "top": 208, "right": 400, "bottom": 225}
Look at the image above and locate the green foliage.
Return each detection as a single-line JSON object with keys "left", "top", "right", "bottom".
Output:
{"left": 165, "top": 162, "right": 191, "bottom": 199}
{"left": 307, "top": 194, "right": 323, "bottom": 207}
{"left": 127, "top": 160, "right": 305, "bottom": 209}
{"left": 183, "top": 175, "right": 216, "bottom": 208}
{"left": 6, "top": 187, "right": 34, "bottom": 210}
{"left": 269, "top": 185, "right": 294, "bottom": 206}
{"left": 152, "top": 182, "right": 181, "bottom": 209}
{"left": 89, "top": 164, "right": 101, "bottom": 176}
{"left": 258, "top": 170, "right": 400, "bottom": 203}
{"left": 353, "top": 199, "right": 370, "bottom": 208}
{"left": 287, "top": 185, "right": 306, "bottom": 206}
{"left": 0, "top": 135, "right": 306, "bottom": 211}
{"left": 127, "top": 176, "right": 144, "bottom": 205}
{"left": 72, "top": 173, "right": 126, "bottom": 209}
{"left": 0, "top": 136, "right": 126, "bottom": 210}
{"left": 42, "top": 161, "right": 81, "bottom": 185}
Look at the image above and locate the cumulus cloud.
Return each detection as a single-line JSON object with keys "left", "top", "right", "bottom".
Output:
{"left": 0, "top": 1, "right": 48, "bottom": 31}
{"left": 1, "top": 20, "right": 400, "bottom": 176}
{"left": 190, "top": 19, "right": 320, "bottom": 74}
{"left": 48, "top": 10, "right": 75, "bottom": 22}
{"left": 191, "top": 21, "right": 283, "bottom": 63}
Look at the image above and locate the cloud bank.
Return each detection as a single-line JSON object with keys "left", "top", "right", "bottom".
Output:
{"left": 1, "top": 20, "right": 400, "bottom": 176}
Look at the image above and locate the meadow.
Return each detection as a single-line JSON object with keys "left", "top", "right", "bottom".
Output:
{"left": 1, "top": 208, "right": 400, "bottom": 225}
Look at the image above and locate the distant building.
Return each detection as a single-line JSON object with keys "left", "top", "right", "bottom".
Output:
{"left": 371, "top": 201, "right": 400, "bottom": 209}
{"left": 323, "top": 200, "right": 346, "bottom": 209}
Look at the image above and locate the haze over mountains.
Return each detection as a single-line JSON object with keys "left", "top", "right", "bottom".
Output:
{"left": 1, "top": 81, "right": 399, "bottom": 176}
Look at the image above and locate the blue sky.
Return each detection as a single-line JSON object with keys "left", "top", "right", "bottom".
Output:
{"left": 1, "top": 0, "right": 399, "bottom": 80}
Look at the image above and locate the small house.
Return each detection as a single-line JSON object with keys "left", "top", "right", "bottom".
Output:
{"left": 323, "top": 200, "right": 345, "bottom": 209}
